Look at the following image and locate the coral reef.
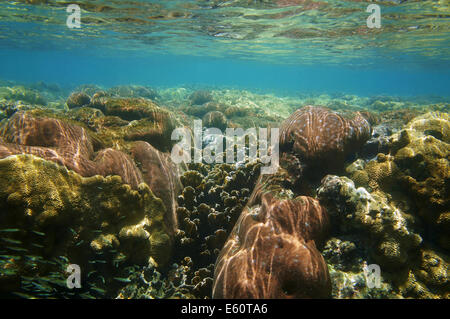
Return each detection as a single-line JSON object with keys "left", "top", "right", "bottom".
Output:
{"left": 347, "top": 112, "right": 449, "bottom": 250}
{"left": 317, "top": 111, "right": 449, "bottom": 298}
{"left": 87, "top": 96, "right": 178, "bottom": 152}
{"left": 318, "top": 175, "right": 422, "bottom": 269}
{"left": 172, "top": 161, "right": 262, "bottom": 298}
{"left": 0, "top": 111, "right": 144, "bottom": 189}
{"left": 0, "top": 86, "right": 47, "bottom": 106}
{"left": 107, "top": 85, "right": 159, "bottom": 100}
{"left": 213, "top": 105, "right": 372, "bottom": 299}
{"left": 0, "top": 82, "right": 447, "bottom": 300}
{"left": 213, "top": 192, "right": 331, "bottom": 298}
{"left": 202, "top": 111, "right": 228, "bottom": 130}
{"left": 0, "top": 154, "right": 172, "bottom": 298}
{"left": 66, "top": 92, "right": 91, "bottom": 109}
{"left": 189, "top": 90, "right": 213, "bottom": 106}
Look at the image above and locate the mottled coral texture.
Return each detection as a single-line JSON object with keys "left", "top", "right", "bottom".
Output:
{"left": 213, "top": 193, "right": 331, "bottom": 298}
{"left": 0, "top": 109, "right": 183, "bottom": 249}
{"left": 213, "top": 106, "right": 371, "bottom": 298}
{"left": 0, "top": 111, "right": 143, "bottom": 188}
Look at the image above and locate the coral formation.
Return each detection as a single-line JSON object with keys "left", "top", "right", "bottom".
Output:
{"left": 172, "top": 161, "right": 262, "bottom": 298}
{"left": 0, "top": 82, "right": 447, "bottom": 300}
{"left": 202, "top": 111, "right": 228, "bottom": 130}
{"left": 0, "top": 111, "right": 144, "bottom": 189}
{"left": 66, "top": 92, "right": 91, "bottom": 109}
{"left": 279, "top": 105, "right": 371, "bottom": 180}
{"left": 0, "top": 154, "right": 172, "bottom": 298}
{"left": 189, "top": 90, "right": 213, "bottom": 105}
{"left": 317, "top": 111, "right": 449, "bottom": 298}
{"left": 213, "top": 192, "right": 331, "bottom": 298}
{"left": 317, "top": 175, "right": 422, "bottom": 269}
{"left": 213, "top": 105, "right": 372, "bottom": 299}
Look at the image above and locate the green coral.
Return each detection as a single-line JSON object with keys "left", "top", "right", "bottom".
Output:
{"left": 0, "top": 154, "right": 172, "bottom": 298}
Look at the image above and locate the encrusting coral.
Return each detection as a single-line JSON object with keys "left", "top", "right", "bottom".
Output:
{"left": 0, "top": 154, "right": 172, "bottom": 298}
{"left": 347, "top": 112, "right": 449, "bottom": 250}
{"left": 319, "top": 111, "right": 449, "bottom": 298}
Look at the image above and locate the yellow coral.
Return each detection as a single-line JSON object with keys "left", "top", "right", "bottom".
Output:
{"left": 0, "top": 154, "right": 172, "bottom": 267}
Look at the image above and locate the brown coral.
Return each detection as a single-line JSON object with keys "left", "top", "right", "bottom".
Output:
{"left": 280, "top": 105, "right": 371, "bottom": 177}
{"left": 66, "top": 92, "right": 91, "bottom": 109}
{"left": 212, "top": 192, "right": 330, "bottom": 299}
{"left": 212, "top": 105, "right": 372, "bottom": 299}
{"left": 0, "top": 111, "right": 143, "bottom": 188}
{"left": 130, "top": 141, "right": 184, "bottom": 236}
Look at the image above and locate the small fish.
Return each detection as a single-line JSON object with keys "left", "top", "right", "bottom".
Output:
{"left": 89, "top": 287, "right": 106, "bottom": 294}
{"left": 113, "top": 277, "right": 131, "bottom": 283}
{"left": 6, "top": 246, "right": 27, "bottom": 253}
{"left": 31, "top": 231, "right": 45, "bottom": 236}
{"left": 0, "top": 228, "right": 20, "bottom": 233}
{"left": 12, "top": 292, "right": 36, "bottom": 299}
{"left": 1, "top": 238, "right": 22, "bottom": 245}
{"left": 75, "top": 240, "right": 84, "bottom": 246}
{"left": 95, "top": 259, "right": 106, "bottom": 264}
{"left": 69, "top": 228, "right": 77, "bottom": 236}
{"left": 87, "top": 270, "right": 97, "bottom": 277}
{"left": 31, "top": 243, "right": 44, "bottom": 249}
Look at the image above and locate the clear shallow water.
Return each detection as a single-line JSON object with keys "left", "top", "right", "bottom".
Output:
{"left": 0, "top": 0, "right": 449, "bottom": 97}
{"left": 0, "top": 0, "right": 449, "bottom": 301}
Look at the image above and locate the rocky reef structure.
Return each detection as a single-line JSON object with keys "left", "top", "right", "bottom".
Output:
{"left": 0, "top": 82, "right": 448, "bottom": 299}
{"left": 0, "top": 111, "right": 143, "bottom": 189}
{"left": 212, "top": 105, "right": 372, "bottom": 298}
{"left": 202, "top": 111, "right": 228, "bottom": 131}
{"left": 279, "top": 105, "right": 371, "bottom": 185}
{"left": 66, "top": 92, "right": 91, "bottom": 109}
{"left": 189, "top": 90, "right": 213, "bottom": 106}
{"left": 0, "top": 89, "right": 185, "bottom": 298}
{"left": 0, "top": 154, "right": 171, "bottom": 298}
{"left": 318, "top": 111, "right": 449, "bottom": 298}
{"left": 170, "top": 161, "right": 262, "bottom": 298}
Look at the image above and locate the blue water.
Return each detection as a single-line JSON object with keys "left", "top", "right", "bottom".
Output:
{"left": 1, "top": 48, "right": 449, "bottom": 97}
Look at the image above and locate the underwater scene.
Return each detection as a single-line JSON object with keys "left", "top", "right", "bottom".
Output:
{"left": 0, "top": 0, "right": 449, "bottom": 300}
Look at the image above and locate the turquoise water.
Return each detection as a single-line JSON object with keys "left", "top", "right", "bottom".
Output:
{"left": 0, "top": 0, "right": 449, "bottom": 96}
{"left": 0, "top": 0, "right": 449, "bottom": 300}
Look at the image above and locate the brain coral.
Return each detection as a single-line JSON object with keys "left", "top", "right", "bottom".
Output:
{"left": 213, "top": 106, "right": 371, "bottom": 299}
{"left": 212, "top": 192, "right": 331, "bottom": 299}
{"left": 0, "top": 154, "right": 172, "bottom": 297}
{"left": 0, "top": 111, "right": 144, "bottom": 188}
{"left": 0, "top": 111, "right": 183, "bottom": 241}
{"left": 279, "top": 105, "right": 371, "bottom": 184}
{"left": 280, "top": 105, "right": 371, "bottom": 166}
